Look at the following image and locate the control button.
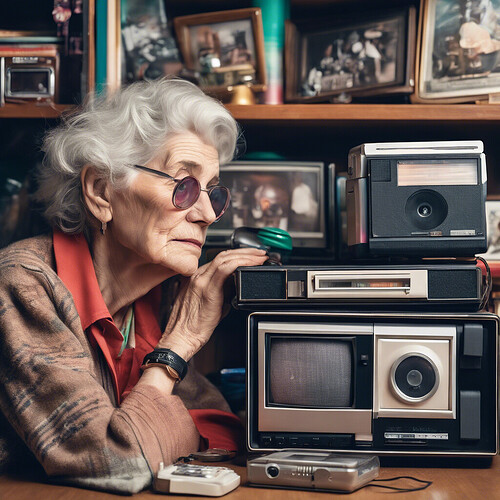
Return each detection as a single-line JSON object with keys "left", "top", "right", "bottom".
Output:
{"left": 289, "top": 437, "right": 299, "bottom": 447}
{"left": 266, "top": 465, "right": 280, "bottom": 478}
{"left": 261, "top": 436, "right": 272, "bottom": 446}
{"left": 311, "top": 436, "right": 329, "bottom": 448}
{"left": 330, "top": 434, "right": 354, "bottom": 448}
{"left": 299, "top": 437, "right": 311, "bottom": 447}
{"left": 360, "top": 354, "right": 369, "bottom": 366}
{"left": 275, "top": 436, "right": 286, "bottom": 447}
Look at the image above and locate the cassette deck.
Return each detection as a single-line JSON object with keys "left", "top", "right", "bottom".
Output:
{"left": 236, "top": 261, "right": 484, "bottom": 310}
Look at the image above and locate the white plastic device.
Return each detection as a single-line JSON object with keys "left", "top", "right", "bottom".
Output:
{"left": 153, "top": 462, "right": 241, "bottom": 496}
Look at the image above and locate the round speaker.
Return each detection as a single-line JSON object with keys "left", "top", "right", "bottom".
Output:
{"left": 404, "top": 190, "right": 448, "bottom": 230}
{"left": 390, "top": 353, "right": 439, "bottom": 403}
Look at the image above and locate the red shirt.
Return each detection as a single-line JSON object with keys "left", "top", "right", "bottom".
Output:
{"left": 53, "top": 230, "right": 242, "bottom": 452}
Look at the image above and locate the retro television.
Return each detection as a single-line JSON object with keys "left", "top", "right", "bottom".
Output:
{"left": 207, "top": 161, "right": 333, "bottom": 258}
{"left": 247, "top": 310, "right": 499, "bottom": 458}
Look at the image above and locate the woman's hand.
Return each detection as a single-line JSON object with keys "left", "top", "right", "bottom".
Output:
{"left": 156, "top": 247, "right": 268, "bottom": 361}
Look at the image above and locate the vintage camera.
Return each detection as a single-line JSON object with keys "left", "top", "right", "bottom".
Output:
{"left": 247, "top": 311, "right": 498, "bottom": 458}
{"left": 346, "top": 141, "right": 487, "bottom": 257}
{"left": 0, "top": 45, "right": 59, "bottom": 106}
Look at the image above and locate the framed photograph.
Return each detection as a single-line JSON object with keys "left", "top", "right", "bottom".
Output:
{"left": 416, "top": 0, "right": 500, "bottom": 102}
{"left": 284, "top": 7, "right": 416, "bottom": 103}
{"left": 479, "top": 200, "right": 500, "bottom": 260}
{"left": 173, "top": 8, "right": 267, "bottom": 96}
{"left": 206, "top": 161, "right": 328, "bottom": 250}
{"left": 120, "top": 0, "right": 182, "bottom": 84}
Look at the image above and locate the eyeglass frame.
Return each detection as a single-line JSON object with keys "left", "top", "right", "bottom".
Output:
{"left": 129, "top": 164, "right": 230, "bottom": 221}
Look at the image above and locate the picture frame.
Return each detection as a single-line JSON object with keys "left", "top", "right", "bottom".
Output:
{"left": 479, "top": 200, "right": 500, "bottom": 261}
{"left": 120, "top": 0, "right": 183, "bottom": 85}
{"left": 173, "top": 8, "right": 267, "bottom": 97}
{"left": 206, "top": 161, "right": 328, "bottom": 251}
{"left": 284, "top": 6, "right": 416, "bottom": 103}
{"left": 415, "top": 0, "right": 500, "bottom": 103}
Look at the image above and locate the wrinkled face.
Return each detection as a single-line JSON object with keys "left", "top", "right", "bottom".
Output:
{"left": 108, "top": 131, "right": 220, "bottom": 276}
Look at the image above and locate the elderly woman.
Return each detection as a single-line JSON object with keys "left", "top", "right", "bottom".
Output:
{"left": 0, "top": 78, "right": 267, "bottom": 493}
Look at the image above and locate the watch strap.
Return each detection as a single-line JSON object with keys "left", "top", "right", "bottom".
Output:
{"left": 141, "top": 348, "right": 188, "bottom": 380}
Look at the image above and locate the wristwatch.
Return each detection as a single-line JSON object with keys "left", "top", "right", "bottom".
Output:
{"left": 141, "top": 348, "right": 188, "bottom": 381}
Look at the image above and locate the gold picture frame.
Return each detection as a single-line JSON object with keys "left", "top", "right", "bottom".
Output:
{"left": 173, "top": 8, "right": 267, "bottom": 98}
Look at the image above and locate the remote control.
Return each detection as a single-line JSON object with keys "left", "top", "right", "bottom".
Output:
{"left": 154, "top": 463, "right": 241, "bottom": 496}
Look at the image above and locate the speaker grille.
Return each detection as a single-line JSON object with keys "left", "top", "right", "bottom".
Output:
{"left": 428, "top": 270, "right": 478, "bottom": 299}
{"left": 240, "top": 270, "right": 286, "bottom": 300}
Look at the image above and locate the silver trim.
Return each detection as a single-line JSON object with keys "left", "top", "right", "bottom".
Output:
{"left": 373, "top": 324, "right": 456, "bottom": 419}
{"left": 6, "top": 67, "right": 55, "bottom": 98}
{"left": 308, "top": 270, "right": 427, "bottom": 299}
{"left": 256, "top": 321, "right": 373, "bottom": 437}
{"left": 247, "top": 445, "right": 497, "bottom": 457}
{"left": 390, "top": 352, "right": 440, "bottom": 403}
{"left": 360, "top": 141, "right": 484, "bottom": 156}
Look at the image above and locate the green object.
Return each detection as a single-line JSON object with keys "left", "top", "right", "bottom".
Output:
{"left": 243, "top": 151, "right": 286, "bottom": 161}
{"left": 119, "top": 305, "right": 134, "bottom": 356}
{"left": 258, "top": 227, "right": 293, "bottom": 252}
{"left": 95, "top": 0, "right": 108, "bottom": 95}
{"left": 253, "top": 0, "right": 289, "bottom": 46}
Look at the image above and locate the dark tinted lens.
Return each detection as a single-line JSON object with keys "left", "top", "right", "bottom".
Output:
{"left": 209, "top": 186, "right": 230, "bottom": 220}
{"left": 173, "top": 177, "right": 200, "bottom": 209}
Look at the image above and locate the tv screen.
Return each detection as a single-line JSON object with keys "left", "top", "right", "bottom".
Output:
{"left": 207, "top": 161, "right": 328, "bottom": 249}
{"left": 267, "top": 336, "right": 354, "bottom": 408}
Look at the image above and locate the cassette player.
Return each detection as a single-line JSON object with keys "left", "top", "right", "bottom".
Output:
{"left": 235, "top": 261, "right": 484, "bottom": 310}
{"left": 346, "top": 141, "right": 487, "bottom": 257}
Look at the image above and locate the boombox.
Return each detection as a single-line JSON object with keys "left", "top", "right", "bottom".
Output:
{"left": 0, "top": 45, "right": 59, "bottom": 106}
{"left": 247, "top": 311, "right": 498, "bottom": 457}
{"left": 346, "top": 141, "right": 487, "bottom": 257}
{"left": 235, "top": 260, "right": 484, "bottom": 310}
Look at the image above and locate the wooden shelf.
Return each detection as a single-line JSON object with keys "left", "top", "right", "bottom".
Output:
{"left": 0, "top": 103, "right": 74, "bottom": 119}
{"left": 225, "top": 103, "right": 500, "bottom": 124}
{"left": 3, "top": 102, "right": 500, "bottom": 124}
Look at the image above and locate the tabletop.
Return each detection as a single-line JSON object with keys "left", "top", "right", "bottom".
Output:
{"left": 1, "top": 454, "right": 500, "bottom": 500}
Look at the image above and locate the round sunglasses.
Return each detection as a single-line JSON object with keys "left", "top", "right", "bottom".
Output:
{"left": 130, "top": 164, "right": 230, "bottom": 221}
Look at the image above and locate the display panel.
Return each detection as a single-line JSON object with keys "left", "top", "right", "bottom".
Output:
{"left": 8, "top": 69, "right": 52, "bottom": 96}
{"left": 397, "top": 159, "right": 478, "bottom": 186}
{"left": 267, "top": 336, "right": 354, "bottom": 408}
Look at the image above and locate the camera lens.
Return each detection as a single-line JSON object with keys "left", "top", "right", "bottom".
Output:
{"left": 266, "top": 465, "right": 280, "bottom": 478}
{"left": 405, "top": 190, "right": 447, "bottom": 230}
{"left": 417, "top": 203, "right": 432, "bottom": 217}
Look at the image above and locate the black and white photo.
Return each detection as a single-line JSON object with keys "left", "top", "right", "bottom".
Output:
{"left": 285, "top": 8, "right": 415, "bottom": 102}
{"left": 120, "top": 0, "right": 182, "bottom": 83}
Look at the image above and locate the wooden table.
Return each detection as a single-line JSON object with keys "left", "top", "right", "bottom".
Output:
{"left": 2, "top": 455, "right": 500, "bottom": 500}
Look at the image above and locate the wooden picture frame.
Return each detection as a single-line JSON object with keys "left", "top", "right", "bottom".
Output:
{"left": 173, "top": 8, "right": 267, "bottom": 97}
{"left": 284, "top": 7, "right": 416, "bottom": 103}
{"left": 415, "top": 0, "right": 500, "bottom": 103}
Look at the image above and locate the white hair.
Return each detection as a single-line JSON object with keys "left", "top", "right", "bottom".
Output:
{"left": 36, "top": 77, "right": 240, "bottom": 235}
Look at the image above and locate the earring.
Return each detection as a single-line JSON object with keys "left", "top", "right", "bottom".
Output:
{"left": 100, "top": 221, "right": 107, "bottom": 235}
